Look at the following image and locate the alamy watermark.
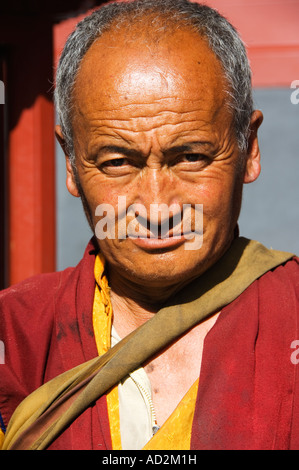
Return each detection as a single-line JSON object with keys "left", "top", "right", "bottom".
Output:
{"left": 0, "top": 80, "right": 4, "bottom": 105}
{"left": 290, "top": 80, "right": 299, "bottom": 105}
{"left": 290, "top": 340, "right": 299, "bottom": 365}
{"left": 0, "top": 341, "right": 4, "bottom": 364}
{"left": 94, "top": 197, "right": 203, "bottom": 250}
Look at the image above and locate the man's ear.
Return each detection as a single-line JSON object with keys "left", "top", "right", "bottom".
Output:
{"left": 243, "top": 110, "right": 263, "bottom": 184}
{"left": 55, "top": 125, "right": 80, "bottom": 198}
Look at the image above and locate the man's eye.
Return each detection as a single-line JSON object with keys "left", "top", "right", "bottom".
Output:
{"left": 183, "top": 154, "right": 204, "bottom": 162}
{"left": 99, "top": 157, "right": 135, "bottom": 176}
{"left": 104, "top": 158, "right": 127, "bottom": 167}
{"left": 173, "top": 153, "right": 211, "bottom": 172}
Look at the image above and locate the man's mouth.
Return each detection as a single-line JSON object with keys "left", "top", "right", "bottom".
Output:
{"left": 128, "top": 232, "right": 186, "bottom": 250}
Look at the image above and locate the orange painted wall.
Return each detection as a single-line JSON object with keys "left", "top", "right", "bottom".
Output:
{"left": 53, "top": 0, "right": 299, "bottom": 87}
{"left": 204, "top": 0, "right": 299, "bottom": 87}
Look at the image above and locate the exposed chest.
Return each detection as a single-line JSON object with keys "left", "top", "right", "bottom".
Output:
{"left": 144, "top": 312, "right": 220, "bottom": 426}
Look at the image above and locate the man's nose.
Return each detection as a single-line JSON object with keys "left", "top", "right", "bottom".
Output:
{"left": 135, "top": 167, "right": 183, "bottom": 226}
{"left": 137, "top": 167, "right": 177, "bottom": 208}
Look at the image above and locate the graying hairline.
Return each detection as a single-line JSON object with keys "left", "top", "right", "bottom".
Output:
{"left": 55, "top": 2, "right": 253, "bottom": 165}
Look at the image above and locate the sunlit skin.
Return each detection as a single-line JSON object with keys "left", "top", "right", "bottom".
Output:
{"left": 56, "top": 25, "right": 263, "bottom": 425}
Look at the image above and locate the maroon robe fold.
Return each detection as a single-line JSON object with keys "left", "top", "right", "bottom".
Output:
{"left": 0, "top": 237, "right": 299, "bottom": 449}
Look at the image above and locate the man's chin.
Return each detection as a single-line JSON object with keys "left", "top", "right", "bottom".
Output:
{"left": 108, "top": 255, "right": 206, "bottom": 291}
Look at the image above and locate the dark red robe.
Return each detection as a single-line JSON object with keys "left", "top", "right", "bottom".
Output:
{"left": 0, "top": 237, "right": 299, "bottom": 450}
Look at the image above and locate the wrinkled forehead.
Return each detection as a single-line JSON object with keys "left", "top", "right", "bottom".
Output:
{"left": 72, "top": 26, "right": 229, "bottom": 119}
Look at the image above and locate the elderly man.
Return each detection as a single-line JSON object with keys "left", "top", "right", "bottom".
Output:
{"left": 1, "top": 0, "right": 299, "bottom": 450}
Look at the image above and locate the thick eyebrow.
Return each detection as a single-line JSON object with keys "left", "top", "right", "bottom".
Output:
{"left": 97, "top": 145, "right": 140, "bottom": 158}
{"left": 164, "top": 141, "right": 213, "bottom": 156}
{"left": 95, "top": 141, "right": 214, "bottom": 159}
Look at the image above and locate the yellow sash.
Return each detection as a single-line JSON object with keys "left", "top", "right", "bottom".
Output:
{"left": 93, "top": 254, "right": 199, "bottom": 450}
{"left": 93, "top": 253, "right": 122, "bottom": 450}
{"left": 0, "top": 429, "right": 4, "bottom": 448}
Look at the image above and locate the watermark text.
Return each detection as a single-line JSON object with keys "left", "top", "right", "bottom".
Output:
{"left": 95, "top": 197, "right": 203, "bottom": 251}
{"left": 0, "top": 80, "right": 4, "bottom": 104}
{"left": 290, "top": 340, "right": 299, "bottom": 364}
{"left": 290, "top": 80, "right": 299, "bottom": 105}
{"left": 0, "top": 341, "right": 4, "bottom": 364}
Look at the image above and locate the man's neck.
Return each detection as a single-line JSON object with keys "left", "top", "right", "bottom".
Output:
{"left": 108, "top": 269, "right": 189, "bottom": 337}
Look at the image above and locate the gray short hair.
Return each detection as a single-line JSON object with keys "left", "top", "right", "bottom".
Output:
{"left": 55, "top": 0, "right": 253, "bottom": 166}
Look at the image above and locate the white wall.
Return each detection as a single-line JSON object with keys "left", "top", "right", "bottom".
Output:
{"left": 239, "top": 88, "right": 299, "bottom": 253}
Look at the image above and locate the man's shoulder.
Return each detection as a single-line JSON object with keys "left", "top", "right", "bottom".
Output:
{"left": 250, "top": 255, "right": 299, "bottom": 307}
{"left": 221, "top": 254, "right": 299, "bottom": 318}
{"left": 265, "top": 255, "right": 299, "bottom": 283}
{"left": 0, "top": 237, "right": 98, "bottom": 309}
{"left": 0, "top": 268, "right": 78, "bottom": 335}
{"left": 0, "top": 267, "right": 75, "bottom": 308}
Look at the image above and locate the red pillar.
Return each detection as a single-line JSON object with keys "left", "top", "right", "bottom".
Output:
{"left": 0, "top": 17, "right": 56, "bottom": 285}
{"left": 9, "top": 97, "right": 55, "bottom": 284}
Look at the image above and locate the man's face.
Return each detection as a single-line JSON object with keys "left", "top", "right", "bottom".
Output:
{"left": 58, "top": 27, "right": 261, "bottom": 289}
